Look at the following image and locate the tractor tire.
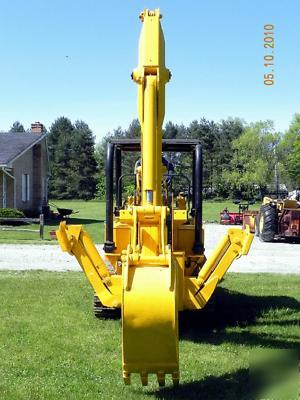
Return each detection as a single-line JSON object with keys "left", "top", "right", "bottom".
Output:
{"left": 93, "top": 294, "right": 120, "bottom": 319}
{"left": 258, "top": 204, "right": 277, "bottom": 242}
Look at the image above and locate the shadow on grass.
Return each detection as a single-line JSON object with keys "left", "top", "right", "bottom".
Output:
{"left": 92, "top": 286, "right": 299, "bottom": 350}
{"left": 151, "top": 368, "right": 256, "bottom": 400}
{"left": 150, "top": 289, "right": 299, "bottom": 399}
{"left": 179, "top": 287, "right": 300, "bottom": 349}
{"left": 152, "top": 364, "right": 296, "bottom": 400}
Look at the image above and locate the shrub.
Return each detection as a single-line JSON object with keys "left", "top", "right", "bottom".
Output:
{"left": 95, "top": 176, "right": 105, "bottom": 200}
{"left": 0, "top": 208, "right": 25, "bottom": 218}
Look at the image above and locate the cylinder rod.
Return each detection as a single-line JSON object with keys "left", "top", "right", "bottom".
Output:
{"left": 193, "top": 144, "right": 204, "bottom": 253}
{"left": 115, "top": 147, "right": 122, "bottom": 208}
{"left": 141, "top": 76, "right": 161, "bottom": 205}
{"left": 104, "top": 142, "right": 115, "bottom": 252}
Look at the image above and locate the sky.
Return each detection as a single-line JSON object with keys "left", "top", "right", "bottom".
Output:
{"left": 0, "top": 0, "right": 299, "bottom": 142}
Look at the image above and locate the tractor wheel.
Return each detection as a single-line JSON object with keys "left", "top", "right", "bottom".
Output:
{"left": 93, "top": 294, "right": 120, "bottom": 319}
{"left": 258, "top": 204, "right": 277, "bottom": 242}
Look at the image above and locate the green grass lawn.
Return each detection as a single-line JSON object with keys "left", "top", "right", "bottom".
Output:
{"left": 0, "top": 272, "right": 298, "bottom": 400}
{"left": 0, "top": 200, "right": 259, "bottom": 244}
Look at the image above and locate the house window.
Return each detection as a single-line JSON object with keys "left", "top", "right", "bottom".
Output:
{"left": 22, "top": 174, "right": 30, "bottom": 202}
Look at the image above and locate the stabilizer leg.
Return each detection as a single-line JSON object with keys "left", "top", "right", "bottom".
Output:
{"left": 56, "top": 221, "right": 121, "bottom": 308}
{"left": 184, "top": 227, "right": 254, "bottom": 310}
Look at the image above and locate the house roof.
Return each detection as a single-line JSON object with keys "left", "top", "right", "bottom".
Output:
{"left": 0, "top": 132, "right": 47, "bottom": 166}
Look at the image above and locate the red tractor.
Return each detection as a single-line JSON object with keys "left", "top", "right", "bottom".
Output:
{"left": 257, "top": 197, "right": 300, "bottom": 242}
{"left": 220, "top": 200, "right": 256, "bottom": 226}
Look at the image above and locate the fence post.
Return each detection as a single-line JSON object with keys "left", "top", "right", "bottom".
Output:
{"left": 39, "top": 214, "right": 44, "bottom": 240}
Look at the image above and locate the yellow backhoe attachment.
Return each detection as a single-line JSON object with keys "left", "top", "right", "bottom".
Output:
{"left": 56, "top": 8, "right": 253, "bottom": 386}
{"left": 57, "top": 221, "right": 252, "bottom": 385}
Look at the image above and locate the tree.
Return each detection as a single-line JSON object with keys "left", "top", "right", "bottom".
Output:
{"left": 214, "top": 118, "right": 245, "bottom": 197}
{"left": 48, "top": 117, "right": 97, "bottom": 199}
{"left": 72, "top": 120, "right": 98, "bottom": 200}
{"left": 95, "top": 125, "right": 127, "bottom": 200}
{"left": 221, "top": 121, "right": 280, "bottom": 199}
{"left": 215, "top": 118, "right": 245, "bottom": 167}
{"left": 48, "top": 117, "right": 74, "bottom": 199}
{"left": 95, "top": 117, "right": 246, "bottom": 200}
{"left": 286, "top": 136, "right": 300, "bottom": 188}
{"left": 163, "top": 122, "right": 186, "bottom": 172}
{"left": 163, "top": 121, "right": 179, "bottom": 139}
{"left": 95, "top": 136, "right": 109, "bottom": 200}
{"left": 185, "top": 118, "right": 219, "bottom": 193}
{"left": 94, "top": 117, "right": 284, "bottom": 201}
{"left": 278, "top": 114, "right": 300, "bottom": 189}
{"left": 127, "top": 119, "right": 141, "bottom": 138}
{"left": 9, "top": 121, "right": 25, "bottom": 132}
{"left": 122, "top": 119, "right": 141, "bottom": 183}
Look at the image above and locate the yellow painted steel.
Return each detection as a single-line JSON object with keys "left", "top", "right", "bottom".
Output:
{"left": 56, "top": 222, "right": 121, "bottom": 308}
{"left": 184, "top": 227, "right": 253, "bottom": 310}
{"left": 263, "top": 196, "right": 299, "bottom": 211}
{"left": 122, "top": 262, "right": 179, "bottom": 386}
{"left": 132, "top": 8, "right": 170, "bottom": 205}
{"left": 56, "top": 8, "right": 254, "bottom": 387}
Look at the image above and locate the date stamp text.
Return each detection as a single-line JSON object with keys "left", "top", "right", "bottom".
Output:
{"left": 264, "top": 24, "right": 275, "bottom": 86}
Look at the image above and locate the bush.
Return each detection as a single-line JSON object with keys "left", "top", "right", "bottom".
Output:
{"left": 0, "top": 208, "right": 26, "bottom": 226}
{"left": 95, "top": 176, "right": 105, "bottom": 200}
{"left": 0, "top": 208, "right": 25, "bottom": 218}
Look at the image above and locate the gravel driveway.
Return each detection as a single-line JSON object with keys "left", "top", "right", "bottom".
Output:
{"left": 0, "top": 224, "right": 299, "bottom": 274}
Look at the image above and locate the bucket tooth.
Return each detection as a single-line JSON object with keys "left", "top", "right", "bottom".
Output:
{"left": 140, "top": 372, "right": 148, "bottom": 386}
{"left": 123, "top": 371, "right": 131, "bottom": 385}
{"left": 157, "top": 371, "right": 165, "bottom": 387}
{"left": 172, "top": 371, "right": 180, "bottom": 386}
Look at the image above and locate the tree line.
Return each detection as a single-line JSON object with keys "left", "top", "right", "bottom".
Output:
{"left": 6, "top": 114, "right": 300, "bottom": 200}
{"left": 96, "top": 115, "right": 300, "bottom": 200}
